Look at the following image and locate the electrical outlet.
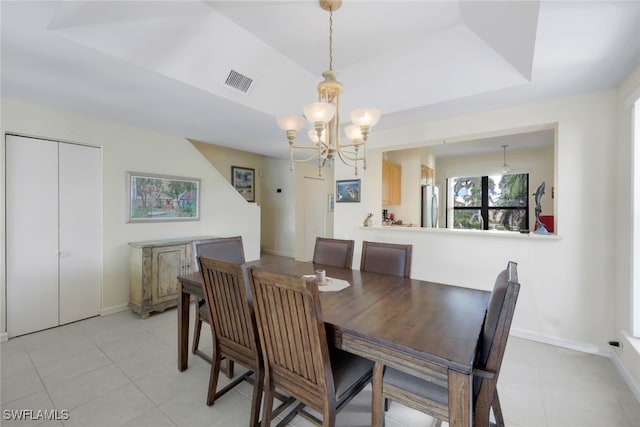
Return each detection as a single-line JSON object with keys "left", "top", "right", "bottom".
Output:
{"left": 608, "top": 340, "right": 623, "bottom": 352}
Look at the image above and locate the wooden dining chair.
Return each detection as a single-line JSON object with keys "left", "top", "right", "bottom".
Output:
{"left": 248, "top": 268, "right": 374, "bottom": 427}
{"left": 312, "top": 237, "right": 355, "bottom": 269}
{"left": 360, "top": 241, "right": 412, "bottom": 278}
{"left": 192, "top": 236, "right": 245, "bottom": 375}
{"left": 198, "top": 257, "right": 262, "bottom": 425}
{"left": 375, "top": 261, "right": 520, "bottom": 427}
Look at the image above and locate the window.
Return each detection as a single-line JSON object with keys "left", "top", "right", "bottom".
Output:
{"left": 448, "top": 173, "right": 529, "bottom": 231}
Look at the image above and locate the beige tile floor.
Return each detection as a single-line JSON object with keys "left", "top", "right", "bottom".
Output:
{"left": 1, "top": 307, "right": 639, "bottom": 427}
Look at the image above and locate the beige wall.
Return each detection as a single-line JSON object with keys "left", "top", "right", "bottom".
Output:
{"left": 261, "top": 156, "right": 297, "bottom": 257}
{"left": 190, "top": 140, "right": 265, "bottom": 206}
{"left": 190, "top": 139, "right": 336, "bottom": 259}
{"left": 294, "top": 162, "right": 335, "bottom": 261}
{"left": 0, "top": 99, "right": 261, "bottom": 338}
{"left": 383, "top": 149, "right": 422, "bottom": 226}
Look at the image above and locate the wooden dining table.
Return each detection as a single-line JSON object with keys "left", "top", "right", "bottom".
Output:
{"left": 176, "top": 257, "right": 491, "bottom": 427}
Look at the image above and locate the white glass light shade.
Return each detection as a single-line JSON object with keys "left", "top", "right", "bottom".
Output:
{"left": 277, "top": 114, "right": 306, "bottom": 132}
{"left": 350, "top": 108, "right": 381, "bottom": 128}
{"left": 303, "top": 102, "right": 336, "bottom": 124}
{"left": 308, "top": 129, "right": 326, "bottom": 144}
{"left": 345, "top": 124, "right": 363, "bottom": 142}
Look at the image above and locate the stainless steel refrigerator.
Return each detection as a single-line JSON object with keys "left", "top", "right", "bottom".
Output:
{"left": 421, "top": 185, "right": 439, "bottom": 228}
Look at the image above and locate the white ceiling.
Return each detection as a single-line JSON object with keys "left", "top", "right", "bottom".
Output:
{"left": 2, "top": 0, "right": 640, "bottom": 159}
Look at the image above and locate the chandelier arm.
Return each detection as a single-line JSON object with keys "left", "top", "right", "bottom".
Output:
{"left": 291, "top": 144, "right": 322, "bottom": 150}
{"left": 290, "top": 148, "right": 322, "bottom": 163}
{"left": 335, "top": 147, "right": 364, "bottom": 165}
{"left": 336, "top": 147, "right": 365, "bottom": 161}
{"left": 337, "top": 142, "right": 362, "bottom": 149}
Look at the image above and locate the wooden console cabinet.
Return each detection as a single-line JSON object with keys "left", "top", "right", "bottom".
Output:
{"left": 128, "top": 236, "right": 217, "bottom": 318}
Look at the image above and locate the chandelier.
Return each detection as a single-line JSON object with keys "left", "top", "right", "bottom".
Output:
{"left": 276, "top": 0, "right": 380, "bottom": 177}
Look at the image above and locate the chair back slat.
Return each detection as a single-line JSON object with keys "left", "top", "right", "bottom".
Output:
{"left": 313, "top": 237, "right": 355, "bottom": 269}
{"left": 249, "top": 268, "right": 335, "bottom": 406}
{"left": 215, "top": 270, "right": 249, "bottom": 346}
{"left": 199, "top": 257, "right": 259, "bottom": 365}
{"left": 360, "top": 241, "right": 412, "bottom": 278}
{"left": 193, "top": 236, "right": 245, "bottom": 271}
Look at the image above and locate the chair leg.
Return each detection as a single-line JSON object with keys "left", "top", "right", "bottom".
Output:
{"left": 192, "top": 312, "right": 202, "bottom": 355}
{"left": 384, "top": 398, "right": 391, "bottom": 412}
{"left": 322, "top": 405, "right": 336, "bottom": 427}
{"left": 206, "top": 349, "right": 222, "bottom": 406}
{"left": 261, "top": 384, "right": 275, "bottom": 427}
{"left": 491, "top": 389, "right": 505, "bottom": 427}
{"left": 249, "top": 366, "right": 264, "bottom": 427}
{"left": 225, "top": 359, "right": 235, "bottom": 378}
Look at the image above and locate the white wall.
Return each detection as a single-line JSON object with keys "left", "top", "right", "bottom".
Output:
{"left": 0, "top": 99, "right": 261, "bottom": 336}
{"left": 615, "top": 62, "right": 640, "bottom": 394}
{"left": 334, "top": 91, "right": 618, "bottom": 355}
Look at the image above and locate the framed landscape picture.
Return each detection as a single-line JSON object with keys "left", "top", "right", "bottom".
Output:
{"left": 127, "top": 172, "right": 200, "bottom": 222}
{"left": 231, "top": 166, "right": 255, "bottom": 202}
{"left": 336, "top": 179, "right": 361, "bottom": 203}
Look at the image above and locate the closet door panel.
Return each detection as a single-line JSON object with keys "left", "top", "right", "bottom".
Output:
{"left": 6, "top": 135, "right": 60, "bottom": 336}
{"left": 58, "top": 143, "right": 101, "bottom": 324}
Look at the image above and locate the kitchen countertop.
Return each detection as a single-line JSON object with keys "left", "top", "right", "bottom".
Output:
{"left": 362, "top": 225, "right": 561, "bottom": 239}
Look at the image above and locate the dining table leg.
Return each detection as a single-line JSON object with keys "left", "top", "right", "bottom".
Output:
{"left": 178, "top": 281, "right": 190, "bottom": 371}
{"left": 448, "top": 369, "right": 472, "bottom": 427}
{"left": 371, "top": 362, "right": 385, "bottom": 427}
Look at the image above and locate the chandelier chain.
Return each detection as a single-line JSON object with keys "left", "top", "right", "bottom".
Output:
{"left": 329, "top": 9, "right": 334, "bottom": 71}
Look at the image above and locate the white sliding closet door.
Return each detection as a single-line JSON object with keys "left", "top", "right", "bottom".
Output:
{"left": 6, "top": 135, "right": 102, "bottom": 336}
{"left": 6, "top": 135, "right": 60, "bottom": 336}
{"left": 59, "top": 143, "right": 101, "bottom": 324}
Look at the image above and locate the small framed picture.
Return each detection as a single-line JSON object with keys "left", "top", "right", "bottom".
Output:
{"left": 231, "top": 166, "right": 255, "bottom": 202}
{"left": 336, "top": 179, "right": 361, "bottom": 203}
{"left": 328, "top": 194, "right": 335, "bottom": 211}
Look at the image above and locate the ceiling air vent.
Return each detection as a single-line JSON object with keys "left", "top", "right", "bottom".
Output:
{"left": 224, "top": 70, "right": 253, "bottom": 93}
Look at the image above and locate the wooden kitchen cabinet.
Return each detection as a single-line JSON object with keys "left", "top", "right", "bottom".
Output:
{"left": 382, "top": 160, "right": 401, "bottom": 205}
{"left": 128, "top": 236, "right": 217, "bottom": 318}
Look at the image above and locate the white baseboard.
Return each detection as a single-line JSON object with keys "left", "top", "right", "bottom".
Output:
{"left": 511, "top": 327, "right": 610, "bottom": 357}
{"left": 99, "top": 304, "right": 129, "bottom": 317}
{"left": 610, "top": 350, "right": 640, "bottom": 403}
{"left": 0, "top": 332, "right": 8, "bottom": 343}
